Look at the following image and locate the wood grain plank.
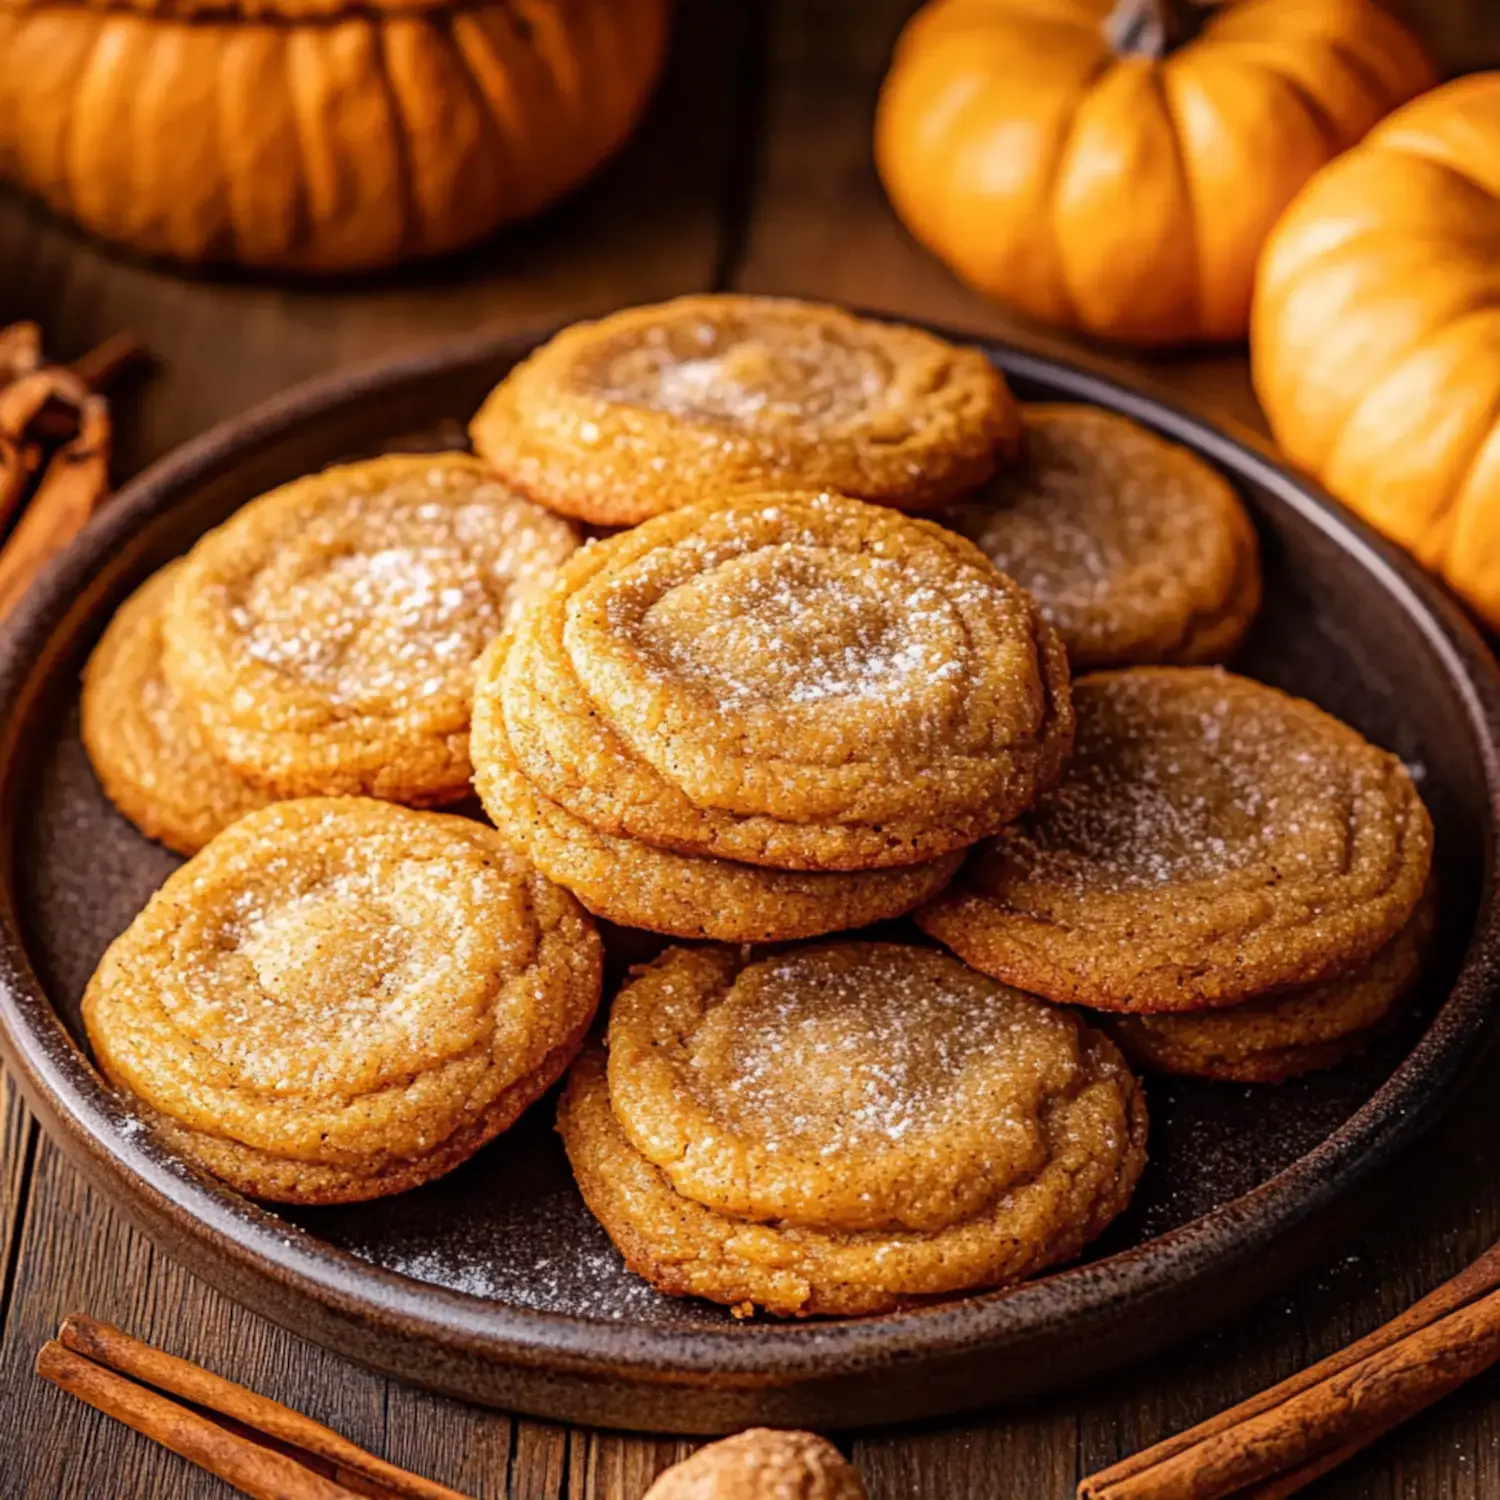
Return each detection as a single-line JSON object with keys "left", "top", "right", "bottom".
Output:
{"left": 566, "top": 1432, "right": 696, "bottom": 1500}
{"left": 0, "top": 1069, "right": 38, "bottom": 1332}
{"left": 855, "top": 1407, "right": 1075, "bottom": 1500}
{"left": 509, "top": 1423, "right": 570, "bottom": 1500}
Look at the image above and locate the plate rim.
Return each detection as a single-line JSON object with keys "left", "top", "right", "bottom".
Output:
{"left": 2, "top": 322, "right": 1498, "bottom": 1398}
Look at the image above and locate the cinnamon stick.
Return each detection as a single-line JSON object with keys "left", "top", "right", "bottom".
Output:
{"left": 36, "top": 1342, "right": 367, "bottom": 1500}
{"left": 0, "top": 366, "right": 91, "bottom": 535}
{"left": 70, "top": 329, "right": 146, "bottom": 393}
{"left": 0, "top": 397, "right": 110, "bottom": 622}
{"left": 50, "top": 1316, "right": 471, "bottom": 1500}
{"left": 0, "top": 434, "right": 39, "bottom": 540}
{"left": 1080, "top": 1242, "right": 1500, "bottom": 1499}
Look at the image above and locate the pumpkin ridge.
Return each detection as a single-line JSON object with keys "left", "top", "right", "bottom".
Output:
{"left": 0, "top": 0, "right": 668, "bottom": 270}
{"left": 1324, "top": 306, "right": 1500, "bottom": 540}
{"left": 1379, "top": 133, "right": 1500, "bottom": 214}
{"left": 60, "top": 11, "right": 109, "bottom": 218}
{"left": 918, "top": 60, "right": 1036, "bottom": 283}
{"left": 372, "top": 21, "right": 418, "bottom": 257}
{"left": 517, "top": 0, "right": 585, "bottom": 141}
{"left": 1269, "top": 226, "right": 1495, "bottom": 310}
{"left": 208, "top": 28, "right": 241, "bottom": 261}
{"left": 465, "top": 10, "right": 548, "bottom": 213}
{"left": 284, "top": 29, "right": 324, "bottom": 263}
{"left": 1261, "top": 217, "right": 1500, "bottom": 470}
{"left": 1288, "top": 294, "right": 1475, "bottom": 475}
{"left": 1314, "top": 36, "right": 1404, "bottom": 118}
{"left": 1444, "top": 417, "right": 1500, "bottom": 584}
{"left": 1154, "top": 64, "right": 1207, "bottom": 339}
{"left": 1434, "top": 414, "right": 1500, "bottom": 578}
{"left": 437, "top": 14, "right": 509, "bottom": 239}
{"left": 584, "top": 0, "right": 634, "bottom": 135}
{"left": 1041, "top": 52, "right": 1114, "bottom": 330}
{"left": 1329, "top": 1, "right": 1438, "bottom": 104}
{"left": 450, "top": 12, "right": 524, "bottom": 214}
{"left": 1210, "top": 45, "right": 1342, "bottom": 156}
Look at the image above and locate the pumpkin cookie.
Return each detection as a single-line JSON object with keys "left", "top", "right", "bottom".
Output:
{"left": 472, "top": 638, "right": 962, "bottom": 939}
{"left": 918, "top": 669, "right": 1433, "bottom": 1013}
{"left": 83, "top": 799, "right": 601, "bottom": 1204}
{"left": 1102, "top": 887, "right": 1435, "bottom": 1083}
{"left": 558, "top": 943, "right": 1147, "bottom": 1317}
{"left": 945, "top": 406, "right": 1261, "bottom": 668}
{"left": 482, "top": 490, "right": 1073, "bottom": 872}
{"left": 163, "top": 454, "right": 579, "bottom": 805}
{"left": 470, "top": 295, "right": 1020, "bottom": 526}
{"left": 81, "top": 563, "right": 270, "bottom": 855}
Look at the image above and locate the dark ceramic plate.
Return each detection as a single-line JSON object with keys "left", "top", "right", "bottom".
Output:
{"left": 2, "top": 327, "right": 1499, "bottom": 1436}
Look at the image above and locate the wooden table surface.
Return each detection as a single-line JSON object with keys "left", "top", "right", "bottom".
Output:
{"left": 4, "top": 3, "right": 1500, "bottom": 1495}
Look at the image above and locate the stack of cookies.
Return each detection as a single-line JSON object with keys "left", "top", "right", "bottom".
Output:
{"left": 83, "top": 798, "right": 603, "bottom": 1202}
{"left": 76, "top": 292, "right": 1436, "bottom": 1321}
{"left": 918, "top": 669, "right": 1435, "bottom": 1082}
{"left": 82, "top": 452, "right": 580, "bottom": 853}
{"left": 470, "top": 488, "right": 1073, "bottom": 941}
{"left": 558, "top": 942, "right": 1147, "bottom": 1318}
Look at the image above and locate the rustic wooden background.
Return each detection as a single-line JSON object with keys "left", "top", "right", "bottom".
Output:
{"left": 3, "top": 3, "right": 1500, "bottom": 1495}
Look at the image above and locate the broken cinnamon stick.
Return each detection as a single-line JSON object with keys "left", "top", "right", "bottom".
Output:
{"left": 1079, "top": 1242, "right": 1500, "bottom": 1499}
{"left": 0, "top": 365, "right": 92, "bottom": 535}
{"left": 0, "top": 433, "right": 39, "bottom": 540}
{"left": 0, "top": 397, "right": 110, "bottom": 621}
{"left": 70, "top": 329, "right": 146, "bottom": 393}
{"left": 0, "top": 323, "right": 145, "bottom": 620}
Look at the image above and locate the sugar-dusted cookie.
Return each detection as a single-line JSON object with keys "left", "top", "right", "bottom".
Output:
{"left": 919, "top": 668, "right": 1433, "bottom": 1013}
{"left": 81, "top": 562, "right": 270, "bottom": 855}
{"left": 945, "top": 405, "right": 1261, "bottom": 668}
{"left": 481, "top": 491, "right": 1073, "bottom": 873}
{"left": 1102, "top": 886, "right": 1435, "bottom": 1082}
{"left": 84, "top": 799, "right": 601, "bottom": 1203}
{"left": 471, "top": 638, "right": 961, "bottom": 940}
{"left": 559, "top": 943, "right": 1146, "bottom": 1317}
{"left": 470, "top": 295, "right": 1020, "bottom": 526}
{"left": 164, "top": 454, "right": 579, "bottom": 805}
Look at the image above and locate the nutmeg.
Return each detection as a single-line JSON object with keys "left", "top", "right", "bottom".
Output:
{"left": 643, "top": 1429, "right": 868, "bottom": 1499}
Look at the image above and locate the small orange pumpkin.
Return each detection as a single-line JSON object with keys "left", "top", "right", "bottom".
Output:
{"left": 875, "top": 0, "right": 1433, "bottom": 346}
{"left": 0, "top": 0, "right": 668, "bottom": 272}
{"left": 1254, "top": 72, "right": 1500, "bottom": 628}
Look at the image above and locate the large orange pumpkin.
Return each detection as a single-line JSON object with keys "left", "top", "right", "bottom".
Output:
{"left": 875, "top": 0, "right": 1432, "bottom": 346}
{"left": 1254, "top": 72, "right": 1500, "bottom": 627}
{"left": 0, "top": 0, "right": 668, "bottom": 272}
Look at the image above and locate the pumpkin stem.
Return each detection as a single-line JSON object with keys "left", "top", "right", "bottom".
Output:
{"left": 1104, "top": 0, "right": 1202, "bottom": 58}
